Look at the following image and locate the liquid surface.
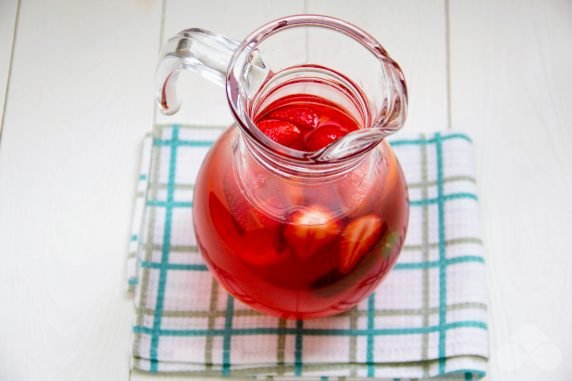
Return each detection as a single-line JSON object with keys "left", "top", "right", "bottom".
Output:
{"left": 254, "top": 94, "right": 360, "bottom": 151}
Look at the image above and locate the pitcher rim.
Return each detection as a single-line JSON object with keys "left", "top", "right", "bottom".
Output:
{"left": 226, "top": 14, "right": 407, "bottom": 165}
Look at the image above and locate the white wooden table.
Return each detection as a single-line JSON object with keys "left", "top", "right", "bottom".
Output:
{"left": 1, "top": 0, "right": 571, "bottom": 380}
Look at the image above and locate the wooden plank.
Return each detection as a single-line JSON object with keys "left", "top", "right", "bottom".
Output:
{"left": 305, "top": 0, "right": 448, "bottom": 133}
{"left": 0, "top": 0, "right": 162, "bottom": 380}
{"left": 450, "top": 0, "right": 572, "bottom": 379}
{"left": 0, "top": 0, "right": 19, "bottom": 136}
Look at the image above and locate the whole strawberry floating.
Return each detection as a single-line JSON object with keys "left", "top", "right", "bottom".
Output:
{"left": 305, "top": 124, "right": 350, "bottom": 151}
{"left": 339, "top": 215, "right": 384, "bottom": 274}
{"left": 283, "top": 205, "right": 341, "bottom": 260}
{"left": 269, "top": 106, "right": 319, "bottom": 131}
{"left": 256, "top": 119, "right": 303, "bottom": 150}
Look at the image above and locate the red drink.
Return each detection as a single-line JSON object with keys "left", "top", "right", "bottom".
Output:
{"left": 254, "top": 94, "right": 361, "bottom": 151}
{"left": 193, "top": 93, "right": 408, "bottom": 320}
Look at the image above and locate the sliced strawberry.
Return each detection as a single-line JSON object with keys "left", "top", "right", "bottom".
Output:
{"left": 283, "top": 206, "right": 341, "bottom": 260}
{"left": 339, "top": 214, "right": 383, "bottom": 274}
{"left": 256, "top": 119, "right": 303, "bottom": 150}
{"left": 305, "top": 124, "right": 349, "bottom": 151}
{"left": 269, "top": 106, "right": 319, "bottom": 131}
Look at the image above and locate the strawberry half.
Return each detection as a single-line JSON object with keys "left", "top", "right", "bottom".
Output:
{"left": 339, "top": 214, "right": 383, "bottom": 274}
{"left": 256, "top": 119, "right": 303, "bottom": 150}
{"left": 305, "top": 124, "right": 349, "bottom": 151}
{"left": 269, "top": 106, "right": 319, "bottom": 131}
{"left": 283, "top": 206, "right": 341, "bottom": 260}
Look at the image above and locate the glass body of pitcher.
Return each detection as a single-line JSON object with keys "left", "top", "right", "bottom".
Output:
{"left": 155, "top": 15, "right": 409, "bottom": 320}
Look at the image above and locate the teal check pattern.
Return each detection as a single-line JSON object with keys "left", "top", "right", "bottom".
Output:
{"left": 126, "top": 125, "right": 489, "bottom": 380}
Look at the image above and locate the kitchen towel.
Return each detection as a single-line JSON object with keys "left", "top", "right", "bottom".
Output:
{"left": 127, "top": 124, "right": 488, "bottom": 380}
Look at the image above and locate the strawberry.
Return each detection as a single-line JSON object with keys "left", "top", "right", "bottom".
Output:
{"left": 339, "top": 215, "right": 383, "bottom": 274}
{"left": 269, "top": 106, "right": 319, "bottom": 131}
{"left": 305, "top": 124, "right": 349, "bottom": 151}
{"left": 283, "top": 206, "right": 341, "bottom": 260}
{"left": 256, "top": 119, "right": 303, "bottom": 150}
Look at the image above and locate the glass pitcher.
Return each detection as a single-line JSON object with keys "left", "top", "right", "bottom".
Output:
{"left": 155, "top": 15, "right": 409, "bottom": 320}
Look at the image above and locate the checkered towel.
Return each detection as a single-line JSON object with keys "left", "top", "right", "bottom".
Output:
{"left": 126, "top": 125, "right": 489, "bottom": 380}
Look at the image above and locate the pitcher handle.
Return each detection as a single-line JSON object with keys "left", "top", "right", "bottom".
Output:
{"left": 155, "top": 28, "right": 240, "bottom": 115}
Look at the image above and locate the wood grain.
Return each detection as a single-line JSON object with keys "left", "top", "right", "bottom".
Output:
{"left": 0, "top": 0, "right": 162, "bottom": 380}
{"left": 0, "top": 0, "right": 19, "bottom": 136}
{"left": 450, "top": 0, "right": 572, "bottom": 379}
